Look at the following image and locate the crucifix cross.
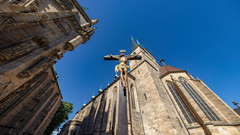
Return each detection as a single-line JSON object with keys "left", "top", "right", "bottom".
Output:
{"left": 104, "top": 50, "right": 142, "bottom": 88}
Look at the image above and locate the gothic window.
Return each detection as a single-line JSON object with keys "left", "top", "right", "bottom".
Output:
{"left": 130, "top": 84, "right": 136, "bottom": 109}
{"left": 167, "top": 81, "right": 196, "bottom": 124}
{"left": 178, "top": 77, "right": 221, "bottom": 121}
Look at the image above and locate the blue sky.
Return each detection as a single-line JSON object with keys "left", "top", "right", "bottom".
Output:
{"left": 55, "top": 0, "right": 240, "bottom": 130}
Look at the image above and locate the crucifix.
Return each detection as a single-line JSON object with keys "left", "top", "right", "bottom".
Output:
{"left": 104, "top": 50, "right": 142, "bottom": 88}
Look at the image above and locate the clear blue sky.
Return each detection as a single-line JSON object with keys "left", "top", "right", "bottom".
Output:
{"left": 55, "top": 0, "right": 240, "bottom": 130}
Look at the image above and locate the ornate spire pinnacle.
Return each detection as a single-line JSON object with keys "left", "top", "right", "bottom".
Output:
{"left": 160, "top": 58, "right": 166, "bottom": 66}
{"left": 131, "top": 36, "right": 138, "bottom": 51}
{"left": 91, "top": 19, "right": 99, "bottom": 25}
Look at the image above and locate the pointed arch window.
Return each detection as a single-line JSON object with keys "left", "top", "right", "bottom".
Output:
{"left": 178, "top": 77, "right": 221, "bottom": 121}
{"left": 167, "top": 81, "right": 196, "bottom": 124}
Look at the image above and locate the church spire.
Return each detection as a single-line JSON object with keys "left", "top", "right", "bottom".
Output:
{"left": 131, "top": 36, "right": 138, "bottom": 51}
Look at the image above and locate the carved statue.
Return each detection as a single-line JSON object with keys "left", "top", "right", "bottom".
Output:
{"left": 105, "top": 50, "right": 141, "bottom": 88}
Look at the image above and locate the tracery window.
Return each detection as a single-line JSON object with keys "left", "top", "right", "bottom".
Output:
{"left": 179, "top": 77, "right": 221, "bottom": 121}
{"left": 167, "top": 81, "right": 196, "bottom": 124}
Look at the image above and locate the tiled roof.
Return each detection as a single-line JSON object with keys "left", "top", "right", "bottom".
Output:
{"left": 159, "top": 65, "right": 185, "bottom": 77}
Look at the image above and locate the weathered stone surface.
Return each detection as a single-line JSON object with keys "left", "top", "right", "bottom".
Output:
{"left": 0, "top": 0, "right": 97, "bottom": 134}
{"left": 60, "top": 45, "right": 240, "bottom": 135}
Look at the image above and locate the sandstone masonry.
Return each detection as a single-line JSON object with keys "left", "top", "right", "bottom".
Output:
{"left": 0, "top": 0, "right": 97, "bottom": 134}
{"left": 59, "top": 40, "right": 240, "bottom": 135}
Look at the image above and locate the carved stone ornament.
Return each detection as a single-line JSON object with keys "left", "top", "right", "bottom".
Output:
{"left": 0, "top": 16, "right": 16, "bottom": 30}
{"left": 64, "top": 35, "right": 83, "bottom": 51}
{"left": 32, "top": 36, "right": 49, "bottom": 47}
{"left": 41, "top": 14, "right": 48, "bottom": 20}
{"left": 0, "top": 36, "right": 50, "bottom": 61}
{"left": 63, "top": 42, "right": 74, "bottom": 51}
{"left": 53, "top": 50, "right": 63, "bottom": 60}
{"left": 20, "top": 5, "right": 38, "bottom": 13}
{"left": 17, "top": 58, "right": 53, "bottom": 79}
{"left": 52, "top": 0, "right": 74, "bottom": 10}
{"left": 0, "top": 72, "right": 48, "bottom": 119}
{"left": 11, "top": 0, "right": 23, "bottom": 4}
{"left": 0, "top": 42, "right": 35, "bottom": 61}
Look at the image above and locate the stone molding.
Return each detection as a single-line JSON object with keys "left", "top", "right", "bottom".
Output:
{"left": 0, "top": 71, "right": 48, "bottom": 119}
{"left": 64, "top": 35, "right": 83, "bottom": 51}
{"left": 17, "top": 58, "right": 55, "bottom": 79}
{"left": 17, "top": 49, "right": 62, "bottom": 79}
{"left": 0, "top": 36, "right": 49, "bottom": 61}
{"left": 0, "top": 11, "right": 77, "bottom": 30}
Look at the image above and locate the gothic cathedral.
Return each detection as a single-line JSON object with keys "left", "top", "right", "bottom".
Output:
{"left": 59, "top": 39, "right": 240, "bottom": 135}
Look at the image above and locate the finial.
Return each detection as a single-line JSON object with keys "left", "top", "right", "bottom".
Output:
{"left": 160, "top": 58, "right": 166, "bottom": 66}
{"left": 233, "top": 101, "right": 240, "bottom": 108}
{"left": 91, "top": 92, "right": 95, "bottom": 99}
{"left": 99, "top": 85, "right": 103, "bottom": 92}
{"left": 83, "top": 100, "right": 86, "bottom": 107}
{"left": 91, "top": 19, "right": 99, "bottom": 25}
{"left": 114, "top": 72, "right": 119, "bottom": 79}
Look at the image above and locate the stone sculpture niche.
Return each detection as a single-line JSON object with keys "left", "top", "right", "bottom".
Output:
{"left": 0, "top": 36, "right": 49, "bottom": 61}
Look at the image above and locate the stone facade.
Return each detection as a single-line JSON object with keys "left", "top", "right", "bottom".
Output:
{"left": 234, "top": 108, "right": 240, "bottom": 115}
{"left": 59, "top": 41, "right": 240, "bottom": 135}
{"left": 0, "top": 0, "right": 97, "bottom": 134}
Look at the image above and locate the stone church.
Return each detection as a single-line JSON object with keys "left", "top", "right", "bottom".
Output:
{"left": 59, "top": 39, "right": 240, "bottom": 135}
{"left": 0, "top": 0, "right": 97, "bottom": 134}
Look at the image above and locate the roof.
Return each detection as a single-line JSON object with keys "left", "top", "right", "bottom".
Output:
{"left": 159, "top": 65, "right": 185, "bottom": 78}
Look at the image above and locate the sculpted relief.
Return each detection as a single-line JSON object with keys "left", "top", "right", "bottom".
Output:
{"left": 0, "top": 71, "right": 48, "bottom": 119}
{"left": 17, "top": 50, "right": 62, "bottom": 79}
{"left": 0, "top": 36, "right": 49, "bottom": 61}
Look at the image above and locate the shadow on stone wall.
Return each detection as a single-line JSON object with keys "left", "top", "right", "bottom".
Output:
{"left": 59, "top": 92, "right": 115, "bottom": 135}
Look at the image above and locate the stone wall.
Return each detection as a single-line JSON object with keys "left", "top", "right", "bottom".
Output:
{"left": 0, "top": 68, "right": 62, "bottom": 134}
{"left": 59, "top": 45, "right": 240, "bottom": 135}
{"left": 0, "top": 0, "right": 97, "bottom": 134}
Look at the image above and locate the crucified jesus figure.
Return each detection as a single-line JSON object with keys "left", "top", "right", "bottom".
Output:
{"left": 105, "top": 50, "right": 141, "bottom": 88}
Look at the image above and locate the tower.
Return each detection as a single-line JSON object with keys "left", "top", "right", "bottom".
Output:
{"left": 59, "top": 39, "right": 240, "bottom": 135}
{"left": 0, "top": 0, "right": 97, "bottom": 134}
